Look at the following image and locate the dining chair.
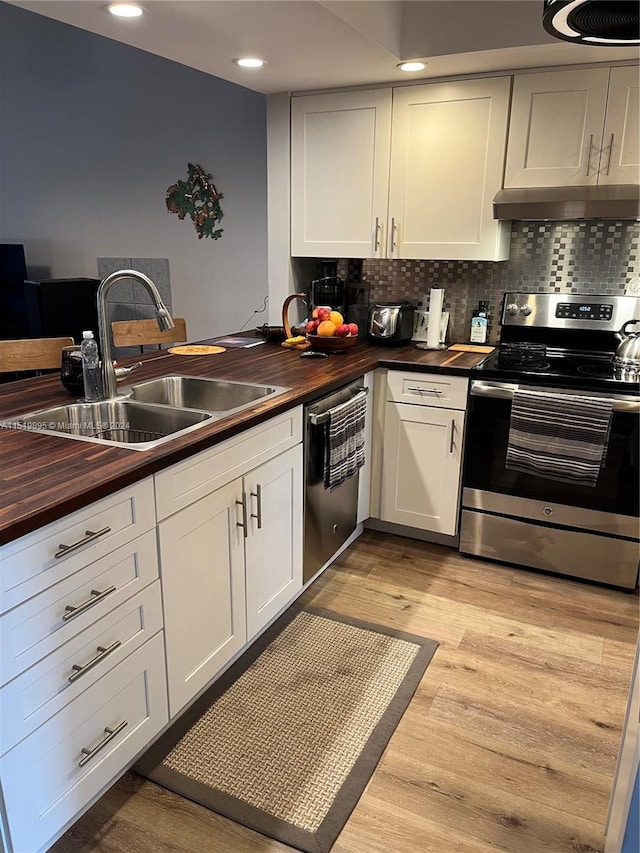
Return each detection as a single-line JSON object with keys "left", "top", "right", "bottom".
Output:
{"left": 0, "top": 336, "right": 75, "bottom": 374}
{"left": 111, "top": 318, "right": 188, "bottom": 352}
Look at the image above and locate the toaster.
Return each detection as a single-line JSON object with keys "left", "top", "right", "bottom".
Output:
{"left": 367, "top": 303, "right": 415, "bottom": 344}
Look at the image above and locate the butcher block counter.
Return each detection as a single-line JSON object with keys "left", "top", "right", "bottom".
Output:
{"left": 0, "top": 337, "right": 489, "bottom": 544}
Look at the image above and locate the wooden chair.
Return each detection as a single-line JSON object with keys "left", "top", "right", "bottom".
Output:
{"left": 111, "top": 318, "right": 188, "bottom": 352}
{"left": 0, "top": 337, "right": 75, "bottom": 374}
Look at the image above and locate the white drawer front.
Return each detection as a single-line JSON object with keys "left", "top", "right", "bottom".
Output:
{"left": 0, "top": 529, "right": 158, "bottom": 686}
{"left": 387, "top": 371, "right": 468, "bottom": 410}
{"left": 155, "top": 407, "right": 303, "bottom": 520}
{"left": 0, "top": 581, "right": 163, "bottom": 755}
{"left": 0, "top": 478, "right": 156, "bottom": 614}
{"left": 0, "top": 632, "right": 168, "bottom": 853}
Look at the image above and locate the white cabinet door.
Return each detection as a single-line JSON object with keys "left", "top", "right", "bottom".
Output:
{"left": 291, "top": 89, "right": 392, "bottom": 258}
{"left": 159, "top": 480, "right": 247, "bottom": 718}
{"left": 388, "top": 77, "right": 511, "bottom": 261}
{"left": 381, "top": 403, "right": 465, "bottom": 536}
{"left": 504, "top": 67, "right": 610, "bottom": 188}
{"left": 600, "top": 65, "right": 640, "bottom": 186}
{"left": 244, "top": 444, "right": 303, "bottom": 640}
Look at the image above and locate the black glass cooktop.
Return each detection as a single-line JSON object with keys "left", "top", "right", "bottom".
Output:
{"left": 473, "top": 349, "right": 640, "bottom": 394}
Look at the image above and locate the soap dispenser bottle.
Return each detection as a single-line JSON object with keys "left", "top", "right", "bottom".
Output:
{"left": 470, "top": 301, "right": 489, "bottom": 344}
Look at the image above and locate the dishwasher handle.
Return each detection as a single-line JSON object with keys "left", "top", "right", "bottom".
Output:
{"left": 308, "top": 386, "right": 368, "bottom": 425}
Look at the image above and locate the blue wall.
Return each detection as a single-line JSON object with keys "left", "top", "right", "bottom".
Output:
{"left": 0, "top": 2, "right": 268, "bottom": 340}
{"left": 622, "top": 767, "right": 639, "bottom": 853}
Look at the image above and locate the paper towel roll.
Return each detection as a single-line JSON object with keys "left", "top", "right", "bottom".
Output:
{"left": 426, "top": 288, "right": 444, "bottom": 349}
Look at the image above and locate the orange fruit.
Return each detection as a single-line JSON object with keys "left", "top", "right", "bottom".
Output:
{"left": 316, "top": 320, "right": 337, "bottom": 337}
{"left": 329, "top": 310, "right": 344, "bottom": 327}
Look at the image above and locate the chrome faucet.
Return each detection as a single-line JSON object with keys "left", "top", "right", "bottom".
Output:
{"left": 96, "top": 269, "right": 175, "bottom": 399}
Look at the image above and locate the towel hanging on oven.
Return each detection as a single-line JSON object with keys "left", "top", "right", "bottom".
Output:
{"left": 505, "top": 388, "right": 613, "bottom": 487}
{"left": 323, "top": 391, "right": 367, "bottom": 491}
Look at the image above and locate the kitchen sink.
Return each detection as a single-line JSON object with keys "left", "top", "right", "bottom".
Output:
{"left": 1, "top": 400, "right": 214, "bottom": 450}
{"left": 122, "top": 375, "right": 289, "bottom": 414}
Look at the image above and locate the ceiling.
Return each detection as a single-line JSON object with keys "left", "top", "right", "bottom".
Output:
{"left": 7, "top": 0, "right": 640, "bottom": 95}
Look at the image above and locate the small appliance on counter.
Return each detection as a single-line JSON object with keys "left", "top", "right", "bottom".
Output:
{"left": 367, "top": 302, "right": 415, "bottom": 345}
{"left": 310, "top": 273, "right": 346, "bottom": 318}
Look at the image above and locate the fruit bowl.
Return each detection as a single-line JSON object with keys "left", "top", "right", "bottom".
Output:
{"left": 306, "top": 333, "right": 359, "bottom": 352}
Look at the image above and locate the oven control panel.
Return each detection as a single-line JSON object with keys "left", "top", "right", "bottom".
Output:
{"left": 502, "top": 292, "right": 640, "bottom": 331}
{"left": 555, "top": 303, "right": 613, "bottom": 321}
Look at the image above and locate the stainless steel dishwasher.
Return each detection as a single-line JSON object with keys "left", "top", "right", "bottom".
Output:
{"left": 303, "top": 376, "right": 366, "bottom": 583}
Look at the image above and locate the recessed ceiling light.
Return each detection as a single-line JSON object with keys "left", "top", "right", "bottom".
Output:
{"left": 234, "top": 57, "right": 266, "bottom": 69}
{"left": 397, "top": 60, "right": 427, "bottom": 72}
{"left": 105, "top": 3, "right": 145, "bottom": 18}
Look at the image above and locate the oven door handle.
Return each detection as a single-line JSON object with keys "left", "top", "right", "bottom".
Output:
{"left": 470, "top": 380, "right": 640, "bottom": 413}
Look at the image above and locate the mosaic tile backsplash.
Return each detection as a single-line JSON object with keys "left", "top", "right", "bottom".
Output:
{"left": 334, "top": 221, "right": 640, "bottom": 344}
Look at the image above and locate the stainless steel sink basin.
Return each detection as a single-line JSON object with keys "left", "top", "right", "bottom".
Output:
{"left": 1, "top": 400, "right": 214, "bottom": 450}
{"left": 123, "top": 375, "right": 289, "bottom": 414}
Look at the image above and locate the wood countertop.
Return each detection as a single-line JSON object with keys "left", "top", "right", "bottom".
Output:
{"left": 0, "top": 337, "right": 490, "bottom": 545}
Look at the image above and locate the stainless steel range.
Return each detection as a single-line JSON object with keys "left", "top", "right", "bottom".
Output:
{"left": 460, "top": 291, "right": 640, "bottom": 589}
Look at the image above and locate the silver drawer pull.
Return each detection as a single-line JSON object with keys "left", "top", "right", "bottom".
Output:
{"left": 78, "top": 720, "right": 128, "bottom": 767}
{"left": 55, "top": 526, "right": 111, "bottom": 559}
{"left": 585, "top": 133, "right": 594, "bottom": 176}
{"left": 62, "top": 586, "right": 117, "bottom": 622}
{"left": 236, "top": 493, "right": 248, "bottom": 538}
{"left": 406, "top": 386, "right": 442, "bottom": 395}
{"left": 604, "top": 132, "right": 615, "bottom": 175}
{"left": 250, "top": 484, "right": 263, "bottom": 529}
{"left": 68, "top": 640, "right": 122, "bottom": 683}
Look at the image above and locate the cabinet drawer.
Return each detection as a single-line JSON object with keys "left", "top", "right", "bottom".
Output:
{"left": 387, "top": 371, "right": 468, "bottom": 410}
{"left": 155, "top": 407, "right": 303, "bottom": 520}
{"left": 0, "top": 529, "right": 158, "bottom": 686}
{"left": 0, "top": 581, "right": 163, "bottom": 755}
{"left": 0, "top": 478, "right": 156, "bottom": 614}
{"left": 0, "top": 632, "right": 168, "bottom": 853}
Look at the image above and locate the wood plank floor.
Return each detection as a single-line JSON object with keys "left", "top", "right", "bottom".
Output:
{"left": 51, "top": 530, "right": 638, "bottom": 853}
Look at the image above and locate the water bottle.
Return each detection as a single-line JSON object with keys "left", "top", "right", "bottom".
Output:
{"left": 81, "top": 330, "right": 102, "bottom": 401}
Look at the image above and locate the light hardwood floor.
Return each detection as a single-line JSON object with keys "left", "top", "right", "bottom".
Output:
{"left": 51, "top": 530, "right": 638, "bottom": 853}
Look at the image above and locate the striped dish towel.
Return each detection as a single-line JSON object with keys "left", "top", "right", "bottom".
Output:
{"left": 323, "top": 391, "right": 367, "bottom": 491}
{"left": 505, "top": 388, "right": 613, "bottom": 487}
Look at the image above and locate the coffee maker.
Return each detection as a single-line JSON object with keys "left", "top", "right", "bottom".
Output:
{"left": 310, "top": 261, "right": 346, "bottom": 316}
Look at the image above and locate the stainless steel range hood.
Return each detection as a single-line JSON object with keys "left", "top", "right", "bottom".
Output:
{"left": 493, "top": 185, "right": 640, "bottom": 221}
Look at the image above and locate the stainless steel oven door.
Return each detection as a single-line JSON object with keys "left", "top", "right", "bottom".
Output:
{"left": 460, "top": 380, "right": 640, "bottom": 588}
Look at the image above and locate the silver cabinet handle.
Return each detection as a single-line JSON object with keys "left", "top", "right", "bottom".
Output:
{"left": 604, "top": 132, "right": 615, "bottom": 175}
{"left": 374, "top": 217, "right": 381, "bottom": 252}
{"left": 389, "top": 217, "right": 397, "bottom": 256}
{"left": 406, "top": 386, "right": 442, "bottom": 395}
{"left": 235, "top": 492, "right": 248, "bottom": 538}
{"left": 62, "top": 586, "right": 116, "bottom": 622}
{"left": 449, "top": 418, "right": 456, "bottom": 454}
{"left": 250, "top": 484, "right": 262, "bottom": 529}
{"left": 79, "top": 720, "right": 127, "bottom": 767}
{"left": 68, "top": 640, "right": 122, "bottom": 683}
{"left": 585, "top": 134, "right": 594, "bottom": 176}
{"left": 55, "top": 526, "right": 111, "bottom": 559}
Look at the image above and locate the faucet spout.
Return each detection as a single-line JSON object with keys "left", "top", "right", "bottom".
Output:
{"left": 96, "top": 269, "right": 175, "bottom": 400}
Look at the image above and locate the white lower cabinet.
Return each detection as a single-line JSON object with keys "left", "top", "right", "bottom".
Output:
{"left": 158, "top": 478, "right": 248, "bottom": 718}
{"left": 381, "top": 372, "right": 468, "bottom": 536}
{"left": 0, "top": 632, "right": 168, "bottom": 853}
{"left": 158, "top": 438, "right": 304, "bottom": 718}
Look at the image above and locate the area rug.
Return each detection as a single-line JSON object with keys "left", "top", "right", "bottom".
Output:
{"left": 136, "top": 604, "right": 438, "bottom": 853}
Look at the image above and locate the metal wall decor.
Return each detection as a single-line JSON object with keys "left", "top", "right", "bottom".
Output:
{"left": 166, "top": 163, "right": 224, "bottom": 240}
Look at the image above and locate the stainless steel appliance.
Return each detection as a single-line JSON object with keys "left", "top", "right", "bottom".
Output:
{"left": 303, "top": 377, "right": 365, "bottom": 582}
{"left": 460, "top": 291, "right": 640, "bottom": 589}
{"left": 367, "top": 303, "right": 415, "bottom": 344}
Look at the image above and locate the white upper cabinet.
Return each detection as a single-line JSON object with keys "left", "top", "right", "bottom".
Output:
{"left": 600, "top": 65, "right": 640, "bottom": 185}
{"left": 291, "top": 77, "right": 510, "bottom": 262}
{"left": 388, "top": 77, "right": 511, "bottom": 261}
{"left": 504, "top": 65, "right": 639, "bottom": 188}
{"left": 291, "top": 89, "right": 392, "bottom": 259}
